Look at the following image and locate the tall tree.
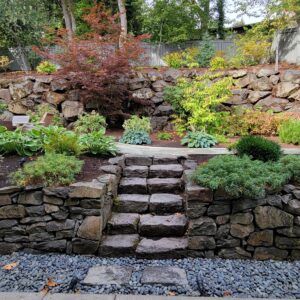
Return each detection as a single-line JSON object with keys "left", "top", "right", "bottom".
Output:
{"left": 61, "top": 0, "right": 76, "bottom": 39}
{"left": 117, "top": 0, "right": 128, "bottom": 47}
{"left": 217, "top": 0, "right": 225, "bottom": 39}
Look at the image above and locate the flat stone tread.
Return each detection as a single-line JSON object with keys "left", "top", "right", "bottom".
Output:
{"left": 147, "top": 178, "right": 182, "bottom": 184}
{"left": 123, "top": 166, "right": 149, "bottom": 178}
{"left": 153, "top": 156, "right": 182, "bottom": 164}
{"left": 136, "top": 237, "right": 188, "bottom": 254}
{"left": 108, "top": 213, "right": 140, "bottom": 226}
{"left": 150, "top": 193, "right": 183, "bottom": 204}
{"left": 100, "top": 234, "right": 140, "bottom": 248}
{"left": 149, "top": 164, "right": 183, "bottom": 178}
{"left": 83, "top": 265, "right": 133, "bottom": 286}
{"left": 119, "top": 178, "right": 147, "bottom": 186}
{"left": 141, "top": 266, "right": 189, "bottom": 286}
{"left": 149, "top": 164, "right": 183, "bottom": 171}
{"left": 140, "top": 214, "right": 188, "bottom": 227}
{"left": 118, "top": 194, "right": 150, "bottom": 203}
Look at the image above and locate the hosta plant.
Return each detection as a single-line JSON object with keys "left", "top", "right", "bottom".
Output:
{"left": 181, "top": 131, "right": 217, "bottom": 148}
{"left": 74, "top": 111, "right": 107, "bottom": 134}
{"left": 79, "top": 131, "right": 117, "bottom": 156}
{"left": 119, "top": 130, "right": 151, "bottom": 145}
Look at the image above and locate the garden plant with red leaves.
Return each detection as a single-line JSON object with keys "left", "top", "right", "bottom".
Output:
{"left": 34, "top": 3, "right": 149, "bottom": 124}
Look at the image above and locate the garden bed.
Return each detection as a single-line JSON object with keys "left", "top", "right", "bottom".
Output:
{"left": 0, "top": 155, "right": 109, "bottom": 188}
{"left": 107, "top": 129, "right": 300, "bottom": 149}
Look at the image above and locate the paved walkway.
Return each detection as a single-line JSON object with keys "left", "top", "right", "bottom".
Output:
{"left": 0, "top": 293, "right": 283, "bottom": 300}
{"left": 116, "top": 143, "right": 300, "bottom": 156}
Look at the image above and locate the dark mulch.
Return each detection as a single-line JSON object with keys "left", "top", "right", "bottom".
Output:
{"left": 0, "top": 154, "right": 109, "bottom": 188}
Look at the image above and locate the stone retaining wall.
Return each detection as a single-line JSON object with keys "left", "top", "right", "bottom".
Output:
{"left": 184, "top": 169, "right": 300, "bottom": 260}
{"left": 1, "top": 68, "right": 300, "bottom": 130}
{"left": 0, "top": 173, "right": 119, "bottom": 255}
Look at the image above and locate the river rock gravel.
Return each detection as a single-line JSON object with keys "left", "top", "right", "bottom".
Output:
{"left": 0, "top": 252, "right": 299, "bottom": 298}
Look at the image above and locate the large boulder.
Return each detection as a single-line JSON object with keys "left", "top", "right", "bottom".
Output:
{"left": 248, "top": 78, "right": 273, "bottom": 91}
{"left": 256, "top": 68, "right": 279, "bottom": 78}
{"left": 247, "top": 91, "right": 271, "bottom": 104}
{"left": 132, "top": 88, "right": 154, "bottom": 100}
{"left": 273, "top": 82, "right": 299, "bottom": 98}
{"left": 46, "top": 91, "right": 66, "bottom": 105}
{"left": 69, "top": 181, "right": 106, "bottom": 199}
{"left": 289, "top": 89, "right": 300, "bottom": 101}
{"left": 77, "top": 216, "right": 102, "bottom": 240}
{"left": 51, "top": 79, "right": 70, "bottom": 92}
{"left": 61, "top": 100, "right": 84, "bottom": 119}
{"left": 280, "top": 69, "right": 300, "bottom": 82}
{"left": 8, "top": 101, "right": 28, "bottom": 114}
{"left": 9, "top": 81, "right": 33, "bottom": 100}
{"left": 254, "top": 206, "right": 294, "bottom": 229}
{"left": 237, "top": 73, "right": 257, "bottom": 88}
{"left": 255, "top": 96, "right": 289, "bottom": 112}
{"left": 152, "top": 80, "right": 168, "bottom": 92}
{"left": 0, "top": 89, "right": 11, "bottom": 102}
{"left": 224, "top": 89, "right": 249, "bottom": 105}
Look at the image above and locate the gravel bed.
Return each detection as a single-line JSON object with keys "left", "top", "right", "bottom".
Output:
{"left": 0, "top": 252, "right": 299, "bottom": 298}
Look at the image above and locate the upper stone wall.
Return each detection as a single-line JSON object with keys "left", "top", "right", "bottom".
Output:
{"left": 1, "top": 68, "right": 300, "bottom": 130}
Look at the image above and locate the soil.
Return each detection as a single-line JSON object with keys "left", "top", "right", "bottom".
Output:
{"left": 107, "top": 129, "right": 300, "bottom": 149}
{"left": 2, "top": 63, "right": 300, "bottom": 81}
{"left": 0, "top": 154, "right": 109, "bottom": 188}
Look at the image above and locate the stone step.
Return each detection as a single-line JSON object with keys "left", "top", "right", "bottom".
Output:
{"left": 125, "top": 155, "right": 153, "bottom": 166}
{"left": 98, "top": 234, "right": 139, "bottom": 256}
{"left": 139, "top": 213, "right": 188, "bottom": 237}
{"left": 149, "top": 164, "right": 184, "bottom": 178}
{"left": 136, "top": 237, "right": 188, "bottom": 259}
{"left": 149, "top": 193, "right": 183, "bottom": 213}
{"left": 123, "top": 165, "right": 148, "bottom": 178}
{"left": 114, "top": 194, "right": 149, "bottom": 213}
{"left": 107, "top": 213, "right": 140, "bottom": 234}
{"left": 119, "top": 178, "right": 147, "bottom": 194}
{"left": 153, "top": 156, "right": 182, "bottom": 165}
{"left": 147, "top": 178, "right": 183, "bottom": 194}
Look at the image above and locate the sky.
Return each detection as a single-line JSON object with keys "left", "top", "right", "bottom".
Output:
{"left": 225, "top": 0, "right": 266, "bottom": 26}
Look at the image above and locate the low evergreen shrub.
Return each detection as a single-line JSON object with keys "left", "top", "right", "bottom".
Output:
{"left": 10, "top": 153, "right": 83, "bottom": 187}
{"left": 234, "top": 135, "right": 281, "bottom": 162}
{"left": 192, "top": 155, "right": 290, "bottom": 199}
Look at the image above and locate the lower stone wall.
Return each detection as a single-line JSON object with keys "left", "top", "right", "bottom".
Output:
{"left": 0, "top": 173, "right": 119, "bottom": 255}
{"left": 184, "top": 170, "right": 300, "bottom": 260}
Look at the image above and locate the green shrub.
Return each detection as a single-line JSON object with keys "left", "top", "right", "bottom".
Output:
{"left": 163, "top": 48, "right": 200, "bottom": 68}
{"left": 36, "top": 61, "right": 57, "bottom": 74}
{"left": 122, "top": 116, "right": 151, "bottom": 133}
{"left": 157, "top": 132, "right": 173, "bottom": 140}
{"left": 119, "top": 130, "right": 151, "bottom": 145}
{"left": 181, "top": 131, "right": 217, "bottom": 148}
{"left": 0, "top": 126, "right": 42, "bottom": 156}
{"left": 209, "top": 56, "right": 226, "bottom": 71}
{"left": 279, "top": 119, "right": 300, "bottom": 145}
{"left": 79, "top": 131, "right": 117, "bottom": 156}
{"left": 28, "top": 103, "right": 62, "bottom": 126}
{"left": 40, "top": 126, "right": 82, "bottom": 156}
{"left": 234, "top": 135, "right": 281, "bottom": 162}
{"left": 0, "top": 102, "right": 7, "bottom": 114}
{"left": 197, "top": 34, "right": 215, "bottom": 67}
{"left": 10, "top": 153, "right": 83, "bottom": 187}
{"left": 279, "top": 155, "right": 300, "bottom": 183}
{"left": 164, "top": 74, "right": 233, "bottom": 134}
{"left": 192, "top": 155, "right": 290, "bottom": 199}
{"left": 74, "top": 111, "right": 106, "bottom": 134}
{"left": 163, "top": 52, "right": 183, "bottom": 68}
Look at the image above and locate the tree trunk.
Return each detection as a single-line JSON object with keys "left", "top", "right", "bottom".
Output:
{"left": 61, "top": 0, "right": 76, "bottom": 40}
{"left": 117, "top": 0, "right": 128, "bottom": 48}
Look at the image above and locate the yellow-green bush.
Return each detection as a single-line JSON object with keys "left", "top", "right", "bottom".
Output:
{"left": 163, "top": 47, "right": 199, "bottom": 68}
{"left": 36, "top": 61, "right": 57, "bottom": 74}
{"left": 0, "top": 56, "right": 11, "bottom": 70}
{"left": 209, "top": 56, "right": 226, "bottom": 71}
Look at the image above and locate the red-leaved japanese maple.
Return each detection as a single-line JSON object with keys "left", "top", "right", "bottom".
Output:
{"left": 34, "top": 3, "right": 148, "bottom": 123}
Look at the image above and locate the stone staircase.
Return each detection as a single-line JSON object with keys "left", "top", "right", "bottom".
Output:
{"left": 99, "top": 155, "right": 189, "bottom": 258}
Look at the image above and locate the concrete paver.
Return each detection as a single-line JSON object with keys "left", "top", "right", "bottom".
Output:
{"left": 0, "top": 293, "right": 44, "bottom": 300}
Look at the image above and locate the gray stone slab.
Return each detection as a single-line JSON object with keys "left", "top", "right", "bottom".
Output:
{"left": 83, "top": 265, "right": 133, "bottom": 285}
{"left": 0, "top": 293, "right": 43, "bottom": 300}
{"left": 149, "top": 193, "right": 183, "bottom": 213}
{"left": 45, "top": 294, "right": 115, "bottom": 300}
{"left": 147, "top": 178, "right": 182, "bottom": 194}
{"left": 115, "top": 194, "right": 149, "bottom": 213}
{"left": 123, "top": 166, "right": 149, "bottom": 178}
{"left": 141, "top": 266, "right": 189, "bottom": 286}
{"left": 107, "top": 213, "right": 140, "bottom": 234}
{"left": 149, "top": 164, "right": 183, "bottom": 178}
{"left": 99, "top": 234, "right": 139, "bottom": 256}
{"left": 139, "top": 214, "right": 188, "bottom": 237}
{"left": 119, "top": 178, "right": 147, "bottom": 194}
